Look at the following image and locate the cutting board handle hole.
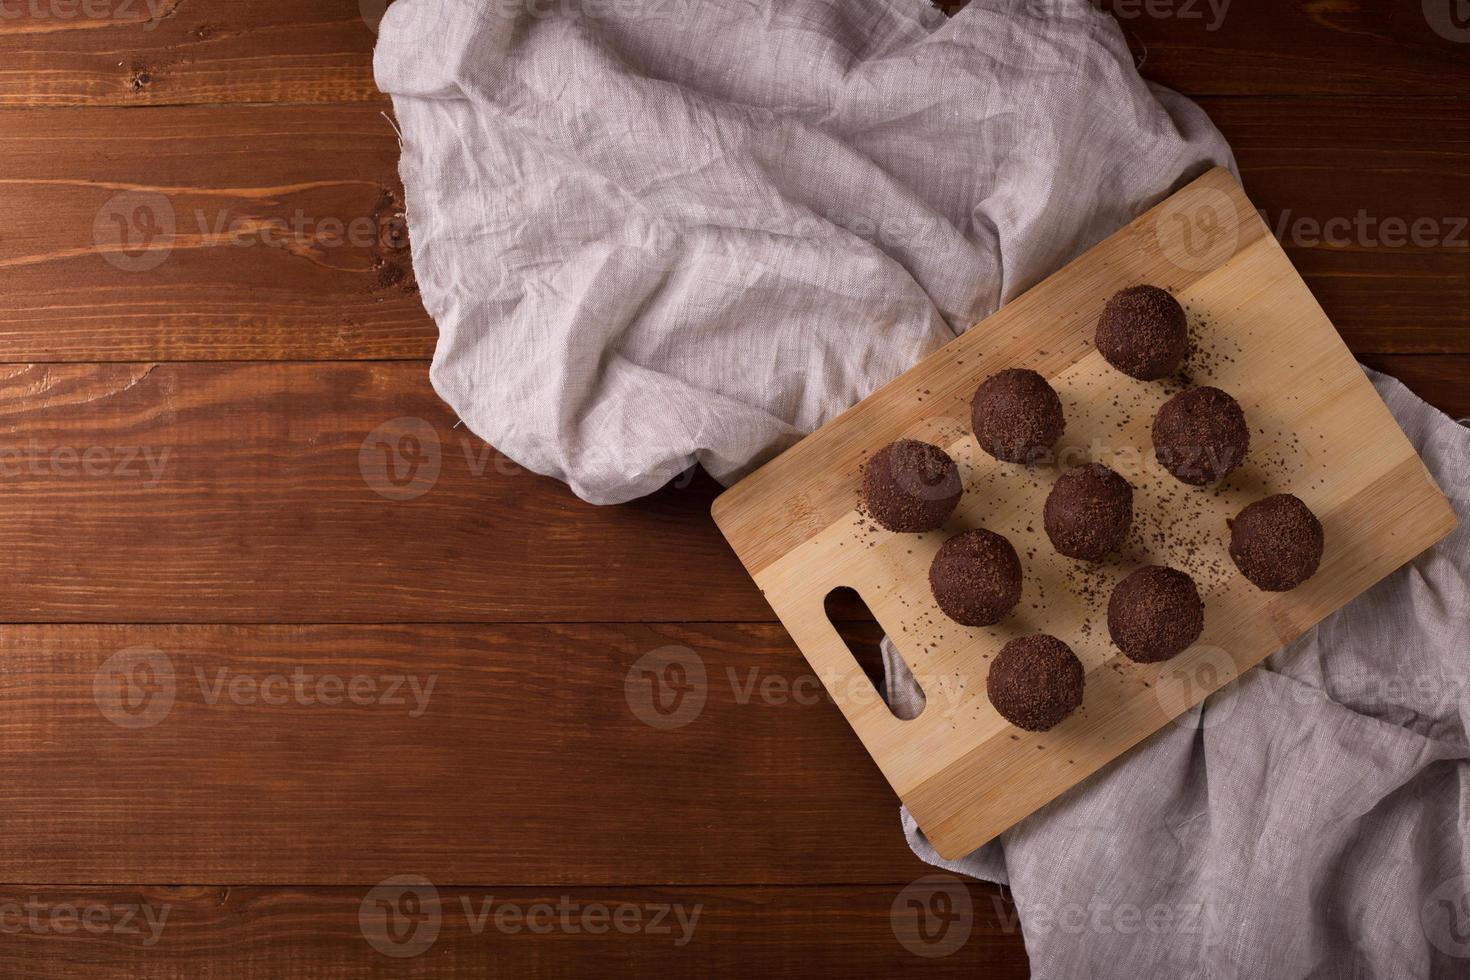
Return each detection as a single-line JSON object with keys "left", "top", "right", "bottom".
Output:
{"left": 824, "top": 587, "right": 925, "bottom": 721}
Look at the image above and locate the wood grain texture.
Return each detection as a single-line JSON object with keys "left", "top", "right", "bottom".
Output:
{"left": 2, "top": 4, "right": 1466, "bottom": 977}
{"left": 1, "top": 98, "right": 1465, "bottom": 360}
{"left": 0, "top": 883, "right": 1025, "bottom": 977}
{"left": 0, "top": 104, "right": 430, "bottom": 360}
{"left": 713, "top": 169, "right": 1456, "bottom": 858}
{"left": 0, "top": 0, "right": 382, "bottom": 106}
{"left": 0, "top": 621, "right": 937, "bottom": 883}
{"left": 1363, "top": 355, "right": 1470, "bottom": 421}
{"left": 1200, "top": 97, "right": 1470, "bottom": 355}
{"left": 0, "top": 361, "right": 775, "bottom": 623}
{"left": 0, "top": 355, "right": 1460, "bottom": 628}
{"left": 1110, "top": 0, "right": 1470, "bottom": 97}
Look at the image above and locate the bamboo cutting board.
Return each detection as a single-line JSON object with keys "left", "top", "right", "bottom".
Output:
{"left": 710, "top": 168, "right": 1457, "bottom": 860}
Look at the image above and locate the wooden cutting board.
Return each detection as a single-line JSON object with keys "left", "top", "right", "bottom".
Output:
{"left": 710, "top": 167, "right": 1457, "bottom": 860}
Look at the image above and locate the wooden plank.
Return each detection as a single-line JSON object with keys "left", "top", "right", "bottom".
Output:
{"left": 0, "top": 361, "right": 778, "bottom": 623}
{"left": 1364, "top": 355, "right": 1470, "bottom": 421}
{"left": 0, "top": 621, "right": 940, "bottom": 883}
{"left": 0, "top": 103, "right": 432, "bottom": 361}
{"left": 2, "top": 99, "right": 1467, "bottom": 361}
{"left": 0, "top": 354, "right": 1460, "bottom": 624}
{"left": 1201, "top": 97, "right": 1470, "bottom": 355}
{"left": 1110, "top": 0, "right": 1470, "bottom": 97}
{"left": 0, "top": 883, "right": 1026, "bottom": 977}
{"left": 0, "top": 0, "right": 381, "bottom": 106}
{"left": 713, "top": 169, "right": 1457, "bottom": 859}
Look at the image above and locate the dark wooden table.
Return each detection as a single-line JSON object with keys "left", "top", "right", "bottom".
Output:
{"left": 0, "top": 1, "right": 1464, "bottom": 974}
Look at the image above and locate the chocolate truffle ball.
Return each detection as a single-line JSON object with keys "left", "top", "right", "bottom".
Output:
{"left": 861, "top": 439, "right": 963, "bottom": 533}
{"left": 1107, "top": 565, "right": 1204, "bottom": 663}
{"left": 1228, "top": 493, "right": 1324, "bottom": 591}
{"left": 1044, "top": 463, "right": 1134, "bottom": 560}
{"left": 929, "top": 528, "right": 1023, "bottom": 627}
{"left": 971, "top": 368, "right": 1065, "bottom": 464}
{"left": 987, "top": 634, "right": 1085, "bottom": 732}
{"left": 1095, "top": 285, "right": 1189, "bottom": 380}
{"left": 1152, "top": 386, "right": 1250, "bottom": 486}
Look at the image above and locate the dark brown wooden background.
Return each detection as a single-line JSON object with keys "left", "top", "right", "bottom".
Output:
{"left": 0, "top": 0, "right": 1465, "bottom": 974}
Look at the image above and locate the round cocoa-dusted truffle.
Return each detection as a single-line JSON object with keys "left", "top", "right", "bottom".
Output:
{"left": 929, "top": 528, "right": 1023, "bottom": 627}
{"left": 860, "top": 439, "right": 963, "bottom": 533}
{"left": 1152, "top": 386, "right": 1250, "bottom": 485}
{"left": 971, "top": 368, "right": 1065, "bottom": 464}
{"left": 1107, "top": 565, "right": 1204, "bottom": 663}
{"left": 987, "top": 634, "right": 1085, "bottom": 732}
{"left": 1043, "top": 463, "right": 1134, "bottom": 560}
{"left": 1095, "top": 285, "right": 1189, "bottom": 380}
{"left": 1228, "top": 493, "right": 1324, "bottom": 591}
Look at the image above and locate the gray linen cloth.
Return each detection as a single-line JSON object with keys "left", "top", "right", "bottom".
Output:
{"left": 888, "top": 369, "right": 1470, "bottom": 979}
{"left": 374, "top": 0, "right": 1470, "bottom": 975}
